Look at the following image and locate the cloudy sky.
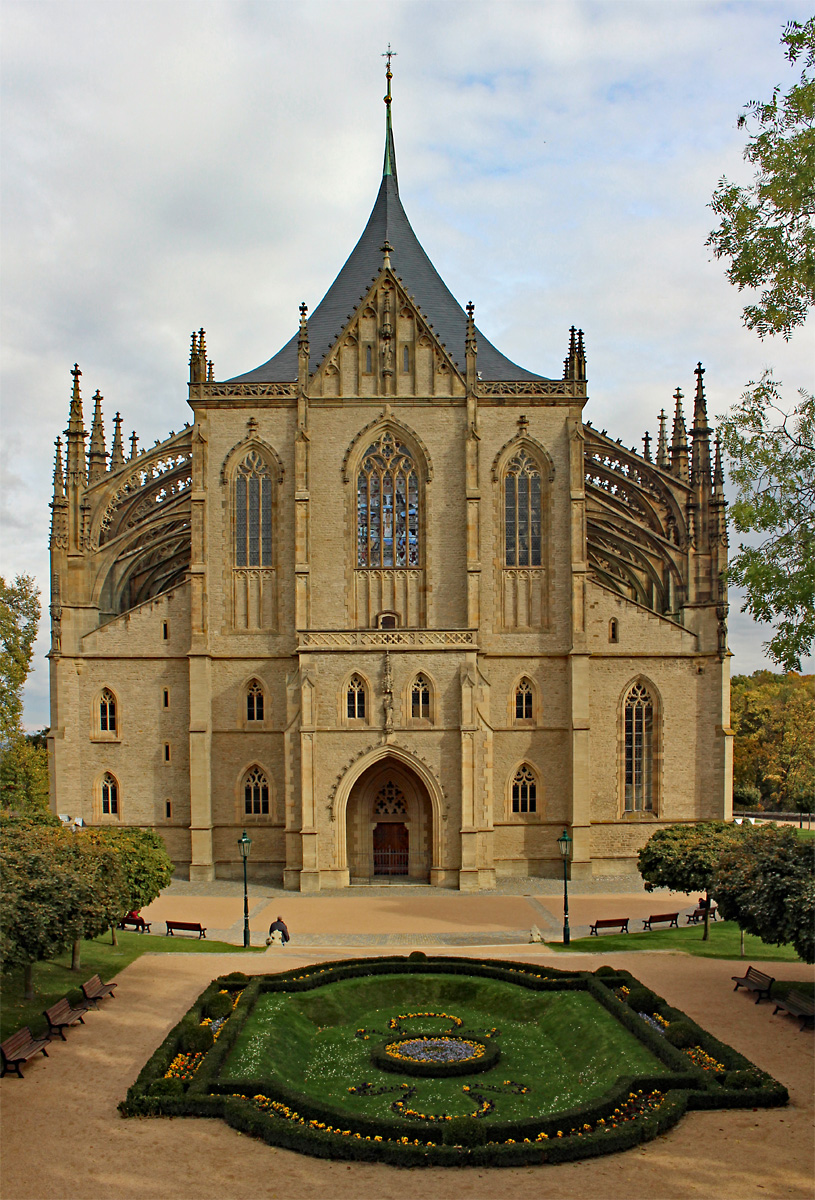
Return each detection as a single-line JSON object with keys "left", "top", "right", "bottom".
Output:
{"left": 2, "top": 0, "right": 813, "bottom": 729}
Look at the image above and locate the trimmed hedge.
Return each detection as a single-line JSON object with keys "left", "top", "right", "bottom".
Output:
{"left": 120, "top": 957, "right": 788, "bottom": 1166}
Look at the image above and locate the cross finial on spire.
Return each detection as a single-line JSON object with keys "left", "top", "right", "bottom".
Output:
{"left": 382, "top": 43, "right": 396, "bottom": 104}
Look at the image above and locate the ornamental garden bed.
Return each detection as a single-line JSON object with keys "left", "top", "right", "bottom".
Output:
{"left": 120, "top": 955, "right": 788, "bottom": 1167}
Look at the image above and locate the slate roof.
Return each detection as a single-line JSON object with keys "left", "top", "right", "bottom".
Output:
{"left": 229, "top": 118, "right": 548, "bottom": 384}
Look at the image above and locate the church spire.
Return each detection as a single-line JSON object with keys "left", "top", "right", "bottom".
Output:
{"left": 656, "top": 408, "right": 669, "bottom": 469}
{"left": 670, "top": 387, "right": 689, "bottom": 482}
{"left": 65, "top": 363, "right": 87, "bottom": 488}
{"left": 690, "top": 361, "right": 712, "bottom": 488}
{"left": 110, "top": 412, "right": 125, "bottom": 471}
{"left": 382, "top": 44, "right": 398, "bottom": 187}
{"left": 88, "top": 390, "right": 107, "bottom": 483}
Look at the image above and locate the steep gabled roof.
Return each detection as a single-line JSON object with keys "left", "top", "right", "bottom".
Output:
{"left": 230, "top": 80, "right": 547, "bottom": 385}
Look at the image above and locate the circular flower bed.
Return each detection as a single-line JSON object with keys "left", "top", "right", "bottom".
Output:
{"left": 373, "top": 1034, "right": 500, "bottom": 1078}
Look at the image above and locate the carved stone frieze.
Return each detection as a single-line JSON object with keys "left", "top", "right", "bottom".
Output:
{"left": 299, "top": 629, "right": 476, "bottom": 650}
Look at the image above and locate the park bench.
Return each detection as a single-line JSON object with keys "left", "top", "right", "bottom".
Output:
{"left": 589, "top": 917, "right": 629, "bottom": 936}
{"left": 641, "top": 912, "right": 679, "bottom": 930}
{"left": 81, "top": 974, "right": 118, "bottom": 1006}
{"left": 119, "top": 915, "right": 151, "bottom": 933}
{"left": 772, "top": 989, "right": 814, "bottom": 1031}
{"left": 732, "top": 966, "right": 775, "bottom": 1004}
{"left": 165, "top": 919, "right": 207, "bottom": 939}
{"left": 43, "top": 997, "right": 89, "bottom": 1040}
{"left": 1, "top": 1027, "right": 51, "bottom": 1078}
{"left": 686, "top": 906, "right": 718, "bottom": 924}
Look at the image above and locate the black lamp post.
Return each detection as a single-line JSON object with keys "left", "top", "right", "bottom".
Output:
{"left": 557, "top": 828, "right": 572, "bottom": 947}
{"left": 238, "top": 829, "right": 252, "bottom": 948}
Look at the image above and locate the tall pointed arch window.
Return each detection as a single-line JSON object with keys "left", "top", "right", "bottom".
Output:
{"left": 244, "top": 766, "right": 269, "bottom": 816}
{"left": 624, "top": 682, "right": 654, "bottom": 812}
{"left": 101, "top": 773, "right": 119, "bottom": 816}
{"left": 511, "top": 765, "right": 537, "bottom": 814}
{"left": 515, "top": 679, "right": 533, "bottom": 721}
{"left": 100, "top": 689, "right": 117, "bottom": 734}
{"left": 235, "top": 450, "right": 272, "bottom": 567}
{"left": 357, "top": 432, "right": 419, "bottom": 568}
{"left": 246, "top": 680, "right": 264, "bottom": 723}
{"left": 504, "top": 450, "right": 542, "bottom": 567}
{"left": 411, "top": 674, "right": 431, "bottom": 720}
{"left": 347, "top": 675, "right": 366, "bottom": 720}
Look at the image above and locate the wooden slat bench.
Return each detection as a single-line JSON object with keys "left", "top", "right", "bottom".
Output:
{"left": 772, "top": 989, "right": 814, "bottom": 1031}
{"left": 43, "top": 997, "right": 89, "bottom": 1040}
{"left": 641, "top": 912, "right": 679, "bottom": 930}
{"left": 165, "top": 919, "right": 207, "bottom": 939}
{"left": 732, "top": 966, "right": 775, "bottom": 1004}
{"left": 1, "top": 1027, "right": 51, "bottom": 1078}
{"left": 686, "top": 906, "right": 718, "bottom": 924}
{"left": 589, "top": 917, "right": 629, "bottom": 936}
{"left": 119, "top": 916, "right": 151, "bottom": 933}
{"left": 81, "top": 974, "right": 118, "bottom": 1006}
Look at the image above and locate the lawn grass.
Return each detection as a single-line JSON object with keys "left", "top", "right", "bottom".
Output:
{"left": 548, "top": 919, "right": 804, "bottom": 961}
{"left": 1, "top": 929, "right": 262, "bottom": 1041}
{"left": 220, "top": 972, "right": 663, "bottom": 1124}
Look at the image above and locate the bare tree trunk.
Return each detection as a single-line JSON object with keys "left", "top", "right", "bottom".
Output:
{"left": 110, "top": 924, "right": 118, "bottom": 946}
{"left": 71, "top": 938, "right": 81, "bottom": 971}
{"left": 23, "top": 962, "right": 34, "bottom": 1001}
{"left": 702, "top": 890, "right": 711, "bottom": 942}
{"left": 740, "top": 927, "right": 746, "bottom": 957}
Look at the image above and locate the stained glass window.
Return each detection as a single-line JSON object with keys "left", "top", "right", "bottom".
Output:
{"left": 515, "top": 680, "right": 533, "bottom": 720}
{"left": 411, "top": 674, "right": 430, "bottom": 719}
{"left": 235, "top": 451, "right": 272, "bottom": 568}
{"left": 247, "top": 681, "right": 264, "bottom": 722}
{"left": 244, "top": 766, "right": 269, "bottom": 815}
{"left": 357, "top": 432, "right": 419, "bottom": 568}
{"left": 624, "top": 683, "right": 653, "bottom": 811}
{"left": 347, "top": 675, "right": 366, "bottom": 719}
{"left": 511, "top": 765, "right": 536, "bottom": 814}
{"left": 100, "top": 689, "right": 116, "bottom": 733}
{"left": 504, "top": 450, "right": 542, "bottom": 567}
{"left": 101, "top": 772, "right": 119, "bottom": 815}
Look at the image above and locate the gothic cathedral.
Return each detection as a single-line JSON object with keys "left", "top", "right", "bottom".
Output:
{"left": 47, "top": 69, "right": 733, "bottom": 889}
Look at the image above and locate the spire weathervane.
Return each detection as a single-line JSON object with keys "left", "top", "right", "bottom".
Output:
{"left": 381, "top": 44, "right": 398, "bottom": 185}
{"left": 382, "top": 43, "right": 396, "bottom": 104}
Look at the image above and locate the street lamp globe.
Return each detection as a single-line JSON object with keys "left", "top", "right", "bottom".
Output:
{"left": 557, "top": 828, "right": 572, "bottom": 859}
{"left": 238, "top": 829, "right": 252, "bottom": 860}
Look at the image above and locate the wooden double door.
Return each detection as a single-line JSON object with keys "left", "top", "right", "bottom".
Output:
{"left": 372, "top": 821, "right": 409, "bottom": 876}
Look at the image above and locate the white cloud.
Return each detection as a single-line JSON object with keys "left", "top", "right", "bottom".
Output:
{"left": 2, "top": 0, "right": 813, "bottom": 727}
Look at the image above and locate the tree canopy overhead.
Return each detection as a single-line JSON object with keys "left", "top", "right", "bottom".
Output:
{"left": 0, "top": 575, "right": 40, "bottom": 746}
{"left": 707, "top": 18, "right": 814, "bottom": 340}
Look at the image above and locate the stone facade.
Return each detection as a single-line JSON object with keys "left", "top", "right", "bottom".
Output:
{"left": 47, "top": 85, "right": 733, "bottom": 889}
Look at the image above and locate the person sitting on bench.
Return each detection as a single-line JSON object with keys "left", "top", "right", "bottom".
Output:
{"left": 267, "top": 916, "right": 290, "bottom": 945}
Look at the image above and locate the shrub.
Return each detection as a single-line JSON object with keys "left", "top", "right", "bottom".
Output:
{"left": 626, "top": 986, "right": 659, "bottom": 1012}
{"left": 442, "top": 1117, "right": 488, "bottom": 1147}
{"left": 665, "top": 1021, "right": 696, "bottom": 1049}
{"left": 179, "top": 1020, "right": 214, "bottom": 1053}
{"left": 219, "top": 972, "right": 249, "bottom": 983}
{"left": 594, "top": 965, "right": 618, "bottom": 976}
{"left": 204, "top": 992, "right": 234, "bottom": 1020}
{"left": 408, "top": 951, "right": 428, "bottom": 961}
{"left": 149, "top": 1077, "right": 185, "bottom": 1097}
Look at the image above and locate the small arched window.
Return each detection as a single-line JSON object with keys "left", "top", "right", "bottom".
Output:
{"left": 246, "top": 680, "right": 264, "bottom": 722}
{"left": 511, "top": 765, "right": 537, "bottom": 814}
{"left": 411, "top": 674, "right": 430, "bottom": 720}
{"left": 235, "top": 450, "right": 272, "bottom": 567}
{"left": 624, "top": 682, "right": 654, "bottom": 812}
{"left": 357, "top": 432, "right": 420, "bottom": 568}
{"left": 101, "top": 772, "right": 119, "bottom": 816}
{"left": 347, "top": 675, "right": 366, "bottom": 720}
{"left": 244, "top": 766, "right": 269, "bottom": 816}
{"left": 515, "top": 679, "right": 533, "bottom": 720}
{"left": 100, "top": 689, "right": 117, "bottom": 734}
{"left": 609, "top": 618, "right": 619, "bottom": 644}
{"left": 504, "top": 450, "right": 542, "bottom": 567}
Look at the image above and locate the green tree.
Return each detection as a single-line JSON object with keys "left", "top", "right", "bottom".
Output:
{"left": 731, "top": 671, "right": 815, "bottom": 809}
{"left": 713, "top": 824, "right": 814, "bottom": 963}
{"left": 719, "top": 375, "right": 815, "bottom": 670}
{"left": 707, "top": 18, "right": 814, "bottom": 340}
{"left": 0, "top": 575, "right": 41, "bottom": 746}
{"left": 0, "top": 736, "right": 52, "bottom": 818}
{"left": 637, "top": 822, "right": 744, "bottom": 940}
{"left": 92, "top": 827, "right": 173, "bottom": 943}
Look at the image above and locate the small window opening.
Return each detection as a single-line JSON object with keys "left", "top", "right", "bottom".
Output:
{"left": 411, "top": 674, "right": 430, "bottom": 720}
{"left": 365, "top": 344, "right": 373, "bottom": 373}
{"left": 247, "top": 681, "right": 264, "bottom": 722}
{"left": 163, "top": 689, "right": 170, "bottom": 708}
{"left": 347, "top": 675, "right": 366, "bottom": 720}
{"left": 609, "top": 618, "right": 619, "bottom": 644}
{"left": 511, "top": 765, "right": 537, "bottom": 814}
{"left": 165, "top": 799, "right": 172, "bottom": 820}
{"left": 515, "top": 680, "right": 533, "bottom": 721}
{"left": 164, "top": 743, "right": 171, "bottom": 763}
{"left": 162, "top": 622, "right": 169, "bottom": 640}
{"left": 402, "top": 345, "right": 410, "bottom": 373}
{"left": 377, "top": 611, "right": 399, "bottom": 629}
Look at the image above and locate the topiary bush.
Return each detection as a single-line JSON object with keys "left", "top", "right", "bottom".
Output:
{"left": 626, "top": 986, "right": 658, "bottom": 1012}
{"left": 204, "top": 992, "right": 234, "bottom": 1020}
{"left": 179, "top": 1020, "right": 214, "bottom": 1053}
{"left": 665, "top": 1020, "right": 696, "bottom": 1049}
